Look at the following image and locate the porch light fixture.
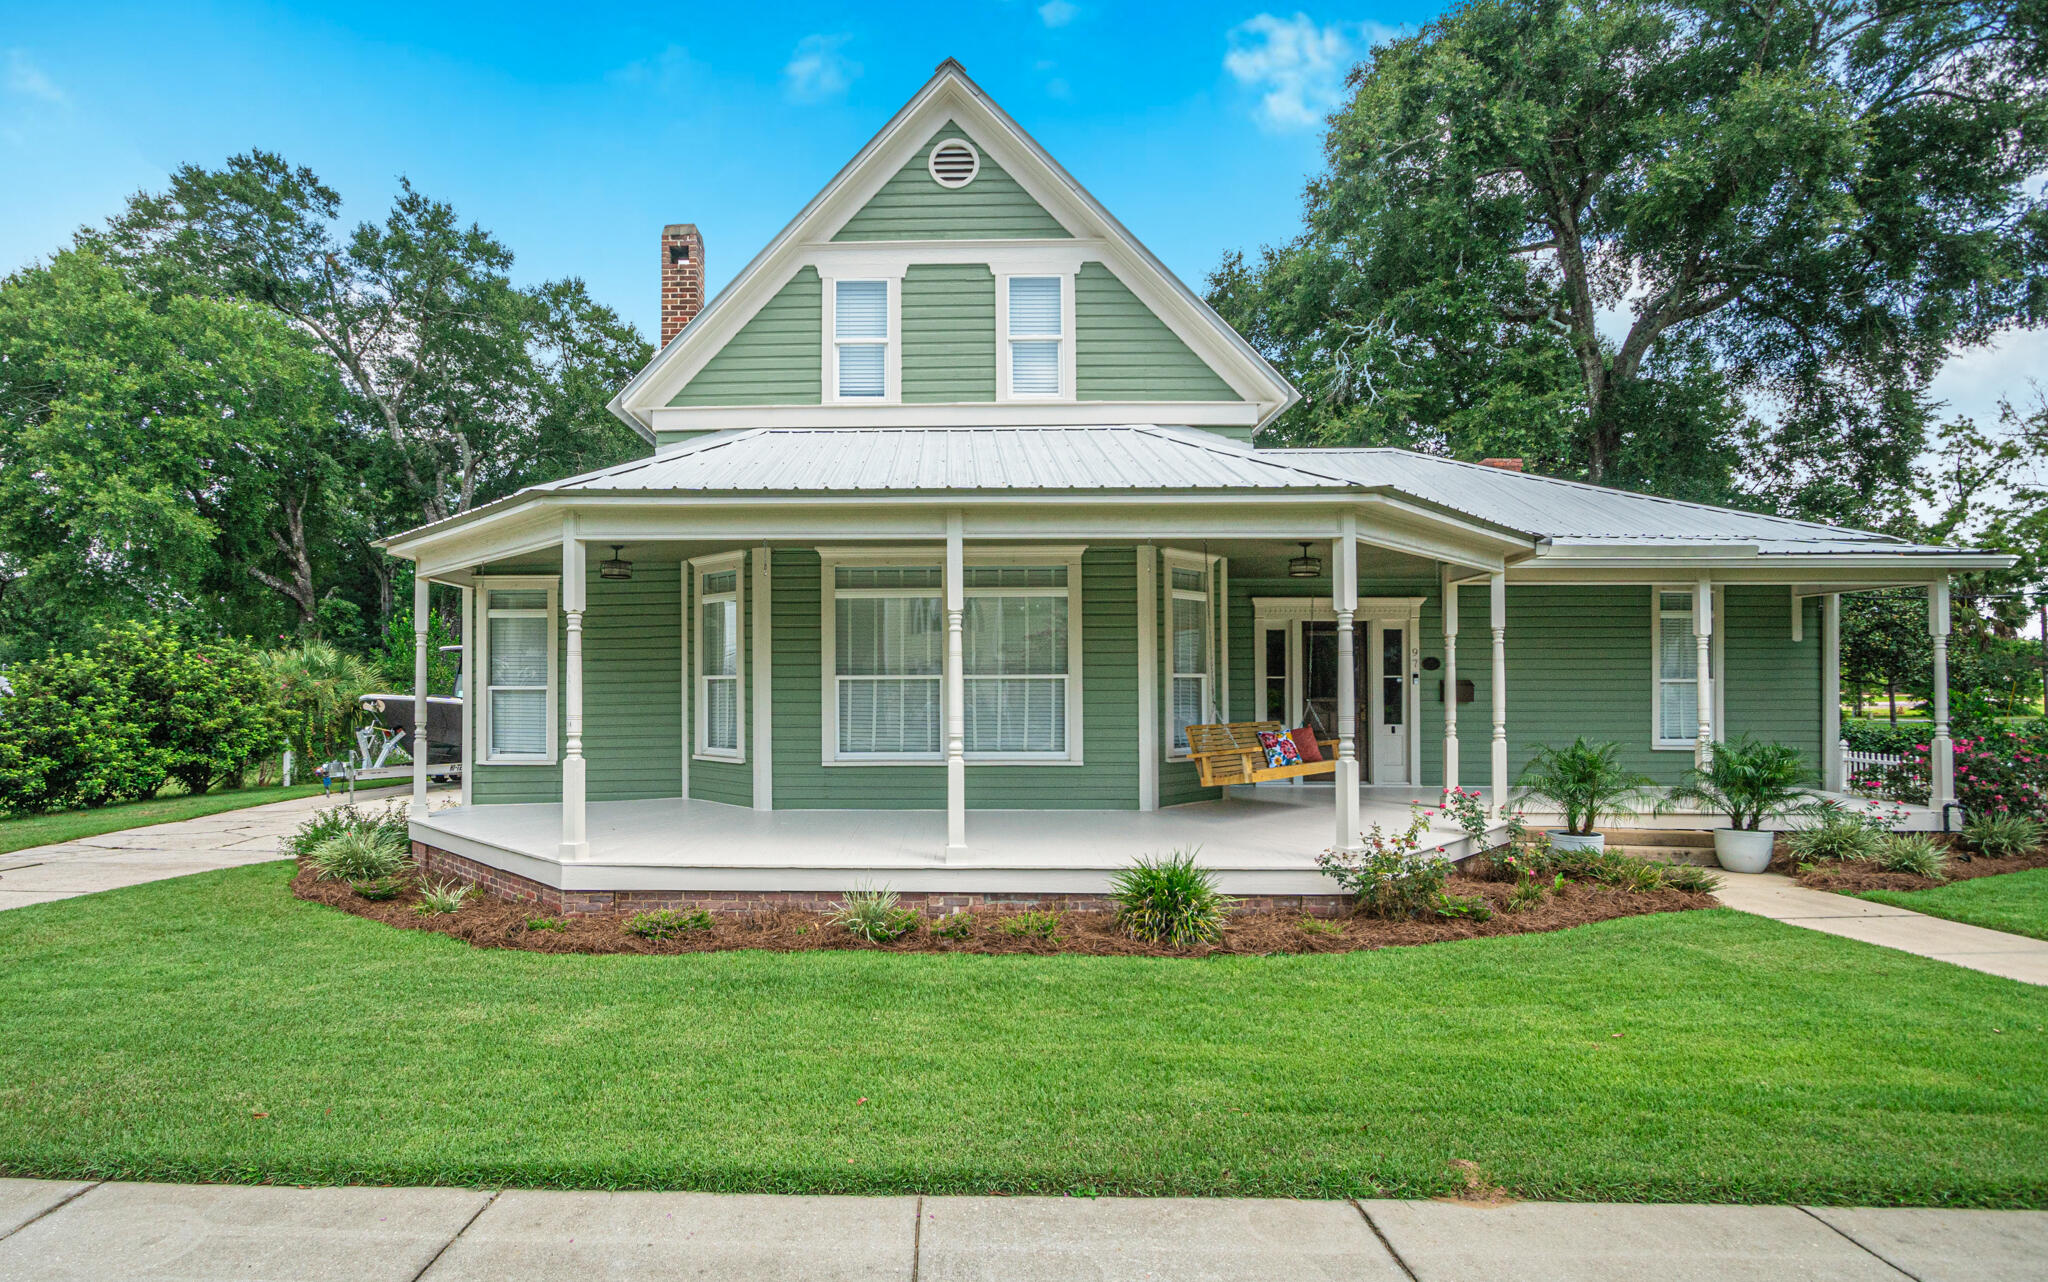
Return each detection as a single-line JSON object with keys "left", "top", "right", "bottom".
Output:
{"left": 1288, "top": 542, "right": 1323, "bottom": 579}
{"left": 599, "top": 545, "right": 634, "bottom": 581}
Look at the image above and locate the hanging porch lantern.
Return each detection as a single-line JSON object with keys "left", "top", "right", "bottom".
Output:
{"left": 599, "top": 544, "right": 634, "bottom": 581}
{"left": 1287, "top": 541, "right": 1323, "bottom": 579}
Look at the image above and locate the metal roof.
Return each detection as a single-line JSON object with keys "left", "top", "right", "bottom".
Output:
{"left": 543, "top": 426, "right": 1357, "bottom": 493}
{"left": 1262, "top": 448, "right": 1956, "bottom": 555}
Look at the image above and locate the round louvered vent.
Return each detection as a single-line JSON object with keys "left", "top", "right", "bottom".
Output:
{"left": 927, "top": 139, "right": 981, "bottom": 188}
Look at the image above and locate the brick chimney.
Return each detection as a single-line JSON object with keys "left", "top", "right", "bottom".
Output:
{"left": 660, "top": 224, "right": 704, "bottom": 345}
{"left": 1478, "top": 458, "right": 1524, "bottom": 471}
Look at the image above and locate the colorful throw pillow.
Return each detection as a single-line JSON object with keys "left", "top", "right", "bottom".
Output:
{"left": 1257, "top": 731, "right": 1302, "bottom": 768}
{"left": 1292, "top": 729, "right": 1323, "bottom": 763}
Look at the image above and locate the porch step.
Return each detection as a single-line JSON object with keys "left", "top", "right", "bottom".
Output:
{"left": 1597, "top": 828, "right": 1720, "bottom": 866}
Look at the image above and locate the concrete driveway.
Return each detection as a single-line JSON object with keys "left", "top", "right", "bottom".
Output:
{"left": 0, "top": 1181, "right": 2044, "bottom": 1281}
{"left": 0, "top": 786, "right": 410, "bottom": 911}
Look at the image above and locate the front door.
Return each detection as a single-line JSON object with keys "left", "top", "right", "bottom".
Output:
{"left": 1301, "top": 620, "right": 1369, "bottom": 777}
{"left": 1285, "top": 618, "right": 1410, "bottom": 785}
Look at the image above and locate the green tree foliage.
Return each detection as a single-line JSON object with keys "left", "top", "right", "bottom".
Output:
{"left": 0, "top": 650, "right": 153, "bottom": 813}
{"left": 255, "top": 641, "right": 381, "bottom": 769}
{"left": 1213, "top": 0, "right": 2047, "bottom": 508}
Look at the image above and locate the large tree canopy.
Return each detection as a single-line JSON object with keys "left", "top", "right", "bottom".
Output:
{"left": 1214, "top": 0, "right": 2048, "bottom": 510}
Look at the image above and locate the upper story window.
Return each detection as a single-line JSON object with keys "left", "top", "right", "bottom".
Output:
{"left": 833, "top": 279, "right": 890, "bottom": 400}
{"left": 1003, "top": 275, "right": 1065, "bottom": 399}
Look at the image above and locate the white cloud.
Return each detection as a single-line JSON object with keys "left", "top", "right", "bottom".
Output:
{"left": 608, "top": 45, "right": 705, "bottom": 94}
{"left": 1928, "top": 328, "right": 2048, "bottom": 428}
{"left": 5, "top": 50, "right": 67, "bottom": 107}
{"left": 784, "top": 34, "right": 859, "bottom": 104}
{"left": 1039, "top": 0, "right": 1079, "bottom": 28}
{"left": 1224, "top": 13, "right": 1393, "bottom": 131}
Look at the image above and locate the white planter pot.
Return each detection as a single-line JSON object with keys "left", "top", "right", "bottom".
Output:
{"left": 1713, "top": 828, "right": 1776, "bottom": 873}
{"left": 1548, "top": 830, "right": 1605, "bottom": 853}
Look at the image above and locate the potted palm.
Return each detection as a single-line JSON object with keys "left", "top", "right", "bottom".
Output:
{"left": 1661, "top": 736, "right": 1815, "bottom": 873}
{"left": 1515, "top": 738, "right": 1656, "bottom": 852}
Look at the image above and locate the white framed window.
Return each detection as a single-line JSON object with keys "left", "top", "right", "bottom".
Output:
{"left": 477, "top": 578, "right": 558, "bottom": 765}
{"left": 999, "top": 273, "right": 1071, "bottom": 400}
{"left": 1165, "top": 551, "right": 1214, "bottom": 757}
{"left": 821, "top": 550, "right": 1084, "bottom": 764}
{"left": 830, "top": 278, "right": 892, "bottom": 401}
{"left": 693, "top": 553, "right": 745, "bottom": 761}
{"left": 1652, "top": 586, "right": 1723, "bottom": 749}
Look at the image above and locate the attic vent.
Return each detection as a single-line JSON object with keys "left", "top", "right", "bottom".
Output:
{"left": 927, "top": 138, "right": 981, "bottom": 189}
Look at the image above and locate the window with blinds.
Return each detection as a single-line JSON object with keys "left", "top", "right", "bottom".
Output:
{"left": 834, "top": 279, "right": 889, "bottom": 399}
{"left": 1006, "top": 275, "right": 1063, "bottom": 397}
{"left": 1656, "top": 589, "right": 1705, "bottom": 746}
{"left": 483, "top": 584, "right": 553, "bottom": 761}
{"left": 696, "top": 562, "right": 743, "bottom": 758}
{"left": 828, "top": 562, "right": 1075, "bottom": 760}
{"left": 1168, "top": 562, "right": 1210, "bottom": 753}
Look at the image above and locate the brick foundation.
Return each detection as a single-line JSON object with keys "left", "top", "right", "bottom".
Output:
{"left": 411, "top": 841, "right": 1351, "bottom": 917}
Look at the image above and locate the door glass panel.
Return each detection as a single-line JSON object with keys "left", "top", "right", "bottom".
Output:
{"left": 1262, "top": 629, "right": 1287, "bottom": 721}
{"left": 1382, "top": 626, "right": 1404, "bottom": 727}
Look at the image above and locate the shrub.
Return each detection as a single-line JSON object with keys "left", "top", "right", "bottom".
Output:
{"left": 625, "top": 907, "right": 714, "bottom": 939}
{"left": 306, "top": 827, "right": 410, "bottom": 882}
{"left": 1109, "top": 849, "right": 1237, "bottom": 947}
{"left": 1317, "top": 804, "right": 1453, "bottom": 918}
{"left": 288, "top": 802, "right": 409, "bottom": 861}
{"left": 1662, "top": 736, "right": 1815, "bottom": 830}
{"left": 1487, "top": 834, "right": 1558, "bottom": 883}
{"left": 1877, "top": 834, "right": 1948, "bottom": 880}
{"left": 1547, "top": 845, "right": 1667, "bottom": 892}
{"left": 256, "top": 642, "right": 379, "bottom": 772}
{"left": 1502, "top": 878, "right": 1546, "bottom": 914}
{"left": 350, "top": 875, "right": 404, "bottom": 901}
{"left": 1297, "top": 916, "right": 1343, "bottom": 936}
{"left": 1515, "top": 738, "right": 1656, "bottom": 835}
{"left": 1786, "top": 802, "right": 1889, "bottom": 865}
{"left": 1657, "top": 863, "right": 1723, "bottom": 894}
{"left": 831, "top": 889, "right": 919, "bottom": 943}
{"left": 91, "top": 622, "right": 284, "bottom": 797}
{"left": 413, "top": 880, "right": 472, "bottom": 915}
{"left": 0, "top": 649, "right": 155, "bottom": 813}
{"left": 525, "top": 915, "right": 568, "bottom": 932}
{"left": 931, "top": 911, "right": 976, "bottom": 940}
{"left": 1865, "top": 723, "right": 2048, "bottom": 818}
{"left": 1962, "top": 812, "right": 2045, "bottom": 859}
{"left": 1433, "top": 892, "right": 1493, "bottom": 921}
{"left": 1001, "top": 909, "right": 1062, "bottom": 941}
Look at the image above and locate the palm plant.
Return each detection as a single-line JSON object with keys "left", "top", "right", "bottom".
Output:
{"left": 1515, "top": 738, "right": 1656, "bottom": 836}
{"left": 1662, "top": 737, "right": 1815, "bottom": 831}
{"left": 257, "top": 641, "right": 379, "bottom": 768}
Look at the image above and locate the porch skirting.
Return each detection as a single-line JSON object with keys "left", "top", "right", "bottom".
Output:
{"left": 412, "top": 841, "right": 1352, "bottom": 917}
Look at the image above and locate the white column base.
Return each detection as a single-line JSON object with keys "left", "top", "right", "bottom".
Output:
{"left": 559, "top": 755, "right": 589, "bottom": 861}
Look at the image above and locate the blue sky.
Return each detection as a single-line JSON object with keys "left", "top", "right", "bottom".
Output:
{"left": 1, "top": 0, "right": 2038, "bottom": 427}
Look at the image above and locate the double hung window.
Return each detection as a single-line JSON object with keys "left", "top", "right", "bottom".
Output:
{"left": 833, "top": 279, "right": 890, "bottom": 399}
{"left": 480, "top": 581, "right": 556, "bottom": 763}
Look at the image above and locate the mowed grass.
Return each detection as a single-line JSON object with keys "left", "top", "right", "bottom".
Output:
{"left": 2, "top": 863, "right": 2046, "bottom": 1206}
{"left": 1860, "top": 869, "right": 2048, "bottom": 943}
{"left": 0, "top": 784, "right": 330, "bottom": 856}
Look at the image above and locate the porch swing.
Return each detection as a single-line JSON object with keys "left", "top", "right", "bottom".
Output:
{"left": 1185, "top": 721, "right": 1338, "bottom": 787}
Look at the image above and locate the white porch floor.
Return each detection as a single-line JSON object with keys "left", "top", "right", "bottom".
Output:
{"left": 413, "top": 784, "right": 1484, "bottom": 896}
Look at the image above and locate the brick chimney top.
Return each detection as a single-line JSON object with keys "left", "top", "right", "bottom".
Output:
{"left": 1478, "top": 458, "right": 1524, "bottom": 471}
{"left": 660, "top": 224, "right": 704, "bottom": 346}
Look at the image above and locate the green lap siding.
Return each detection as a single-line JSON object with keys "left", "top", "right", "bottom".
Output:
{"left": 832, "top": 123, "right": 1072, "bottom": 242}
{"left": 900, "top": 264, "right": 997, "bottom": 403}
{"left": 1075, "top": 262, "right": 1238, "bottom": 403}
{"left": 470, "top": 564, "right": 683, "bottom": 805}
{"left": 1722, "top": 587, "right": 1823, "bottom": 767}
{"left": 667, "top": 268, "right": 822, "bottom": 407}
{"left": 768, "top": 546, "right": 1140, "bottom": 809}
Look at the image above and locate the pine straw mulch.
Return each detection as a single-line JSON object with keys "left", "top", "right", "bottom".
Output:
{"left": 291, "top": 863, "right": 1715, "bottom": 958}
{"left": 1789, "top": 840, "right": 2048, "bottom": 894}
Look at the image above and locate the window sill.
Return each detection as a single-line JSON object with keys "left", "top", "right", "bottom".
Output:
{"left": 694, "top": 751, "right": 746, "bottom": 765}
{"left": 480, "top": 755, "right": 558, "bottom": 767}
{"left": 1651, "top": 742, "right": 1697, "bottom": 752}
{"left": 821, "top": 756, "right": 1085, "bottom": 768}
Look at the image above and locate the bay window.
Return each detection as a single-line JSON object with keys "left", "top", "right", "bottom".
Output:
{"left": 479, "top": 579, "right": 557, "bottom": 763}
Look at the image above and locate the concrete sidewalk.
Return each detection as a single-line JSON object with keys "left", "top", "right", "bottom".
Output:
{"left": 1713, "top": 872, "right": 2048, "bottom": 985}
{"left": 0, "top": 1180, "right": 2044, "bottom": 1281}
{"left": 0, "top": 786, "right": 409, "bottom": 912}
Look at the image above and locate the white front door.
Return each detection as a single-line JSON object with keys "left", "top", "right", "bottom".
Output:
{"left": 1253, "top": 602, "right": 1419, "bottom": 787}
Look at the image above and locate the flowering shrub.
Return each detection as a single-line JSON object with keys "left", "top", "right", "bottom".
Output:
{"left": 1318, "top": 805, "right": 1453, "bottom": 918}
{"left": 1439, "top": 786, "right": 1491, "bottom": 846}
{"left": 1861, "top": 723, "right": 2048, "bottom": 820}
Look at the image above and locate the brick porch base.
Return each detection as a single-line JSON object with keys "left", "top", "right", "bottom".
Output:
{"left": 412, "top": 842, "right": 1352, "bottom": 917}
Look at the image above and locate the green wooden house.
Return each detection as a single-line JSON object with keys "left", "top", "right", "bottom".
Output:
{"left": 382, "top": 62, "right": 1999, "bottom": 914}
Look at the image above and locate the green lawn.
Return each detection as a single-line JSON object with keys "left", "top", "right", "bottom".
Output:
{"left": 0, "top": 784, "right": 331, "bottom": 856}
{"left": 1860, "top": 869, "right": 2048, "bottom": 943}
{"left": 2, "top": 863, "right": 2045, "bottom": 1206}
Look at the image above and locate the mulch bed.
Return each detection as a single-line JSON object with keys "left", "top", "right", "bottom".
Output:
{"left": 291, "top": 863, "right": 1715, "bottom": 958}
{"left": 1790, "top": 842, "right": 2048, "bottom": 894}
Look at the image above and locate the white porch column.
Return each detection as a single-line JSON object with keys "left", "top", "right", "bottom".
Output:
{"left": 751, "top": 547, "right": 773, "bottom": 811}
{"left": 1821, "top": 594, "right": 1843, "bottom": 792}
{"left": 560, "top": 531, "right": 588, "bottom": 860}
{"left": 410, "top": 574, "right": 430, "bottom": 819}
{"left": 458, "top": 584, "right": 474, "bottom": 808}
{"left": 1694, "top": 578, "right": 1715, "bottom": 769}
{"left": 1334, "top": 516, "right": 1361, "bottom": 851}
{"left": 1441, "top": 567, "right": 1459, "bottom": 792}
{"left": 1489, "top": 571, "right": 1508, "bottom": 818}
{"left": 944, "top": 512, "right": 968, "bottom": 857}
{"left": 1135, "top": 545, "right": 1159, "bottom": 812}
{"left": 1929, "top": 578, "right": 1954, "bottom": 809}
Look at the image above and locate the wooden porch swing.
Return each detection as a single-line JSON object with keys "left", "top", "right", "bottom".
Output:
{"left": 1184, "top": 721, "right": 1337, "bottom": 788}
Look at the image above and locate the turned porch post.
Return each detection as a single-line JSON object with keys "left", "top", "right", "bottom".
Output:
{"left": 1821, "top": 594, "right": 1844, "bottom": 793}
{"left": 1334, "top": 515, "right": 1361, "bottom": 851}
{"left": 1441, "top": 567, "right": 1459, "bottom": 792}
{"left": 1694, "top": 579, "right": 1715, "bottom": 769}
{"left": 944, "top": 511, "right": 968, "bottom": 857}
{"left": 560, "top": 529, "right": 588, "bottom": 860}
{"left": 410, "top": 574, "right": 430, "bottom": 819}
{"left": 1929, "top": 577, "right": 1954, "bottom": 809}
{"left": 1489, "top": 571, "right": 1508, "bottom": 818}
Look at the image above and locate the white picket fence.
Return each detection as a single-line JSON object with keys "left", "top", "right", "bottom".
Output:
{"left": 1841, "top": 739, "right": 1905, "bottom": 794}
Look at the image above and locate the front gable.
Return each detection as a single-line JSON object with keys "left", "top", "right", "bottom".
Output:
{"left": 615, "top": 62, "right": 1295, "bottom": 443}
{"left": 834, "top": 123, "right": 1072, "bottom": 242}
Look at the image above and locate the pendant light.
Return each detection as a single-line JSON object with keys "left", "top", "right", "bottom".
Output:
{"left": 1288, "top": 541, "right": 1323, "bottom": 579}
{"left": 598, "top": 544, "right": 634, "bottom": 581}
